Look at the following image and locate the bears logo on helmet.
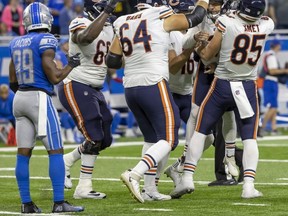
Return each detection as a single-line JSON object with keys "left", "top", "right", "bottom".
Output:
{"left": 169, "top": 0, "right": 195, "bottom": 13}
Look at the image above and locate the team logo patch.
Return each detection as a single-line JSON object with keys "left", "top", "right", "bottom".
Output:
{"left": 235, "top": 90, "right": 240, "bottom": 95}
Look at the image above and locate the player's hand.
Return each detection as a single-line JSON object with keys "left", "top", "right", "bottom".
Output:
{"left": 204, "top": 63, "right": 217, "bottom": 74}
{"left": 194, "top": 31, "right": 209, "bottom": 43}
{"left": 104, "top": 0, "right": 120, "bottom": 14}
{"left": 68, "top": 53, "right": 81, "bottom": 68}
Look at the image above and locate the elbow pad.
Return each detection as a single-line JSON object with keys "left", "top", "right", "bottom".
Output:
{"left": 185, "top": 6, "right": 207, "bottom": 28}
{"left": 105, "top": 52, "right": 123, "bottom": 69}
{"left": 9, "top": 82, "right": 19, "bottom": 93}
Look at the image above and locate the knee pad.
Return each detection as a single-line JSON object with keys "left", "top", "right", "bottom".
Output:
{"left": 82, "top": 140, "right": 101, "bottom": 155}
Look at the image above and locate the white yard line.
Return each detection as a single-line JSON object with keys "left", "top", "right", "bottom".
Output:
{"left": 0, "top": 175, "right": 287, "bottom": 186}
{"left": 0, "top": 135, "right": 288, "bottom": 152}
{"left": 134, "top": 208, "right": 173, "bottom": 212}
{"left": 0, "top": 168, "right": 14, "bottom": 171}
{"left": 0, "top": 211, "right": 73, "bottom": 216}
{"left": 232, "top": 203, "right": 270, "bottom": 207}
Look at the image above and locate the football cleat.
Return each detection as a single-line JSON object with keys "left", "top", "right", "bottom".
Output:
{"left": 241, "top": 182, "right": 263, "bottom": 199}
{"left": 21, "top": 202, "right": 41, "bottom": 213}
{"left": 164, "top": 165, "right": 182, "bottom": 187}
{"left": 73, "top": 187, "right": 106, "bottom": 199}
{"left": 65, "top": 175, "right": 73, "bottom": 189}
{"left": 141, "top": 189, "right": 171, "bottom": 201}
{"left": 52, "top": 201, "right": 84, "bottom": 213}
{"left": 120, "top": 170, "right": 144, "bottom": 203}
{"left": 170, "top": 176, "right": 194, "bottom": 199}
{"left": 223, "top": 155, "right": 239, "bottom": 178}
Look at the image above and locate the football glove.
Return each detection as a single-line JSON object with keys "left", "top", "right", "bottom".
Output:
{"left": 67, "top": 53, "right": 81, "bottom": 68}
{"left": 104, "top": 0, "right": 120, "bottom": 14}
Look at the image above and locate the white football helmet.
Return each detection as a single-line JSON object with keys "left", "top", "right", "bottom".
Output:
{"left": 23, "top": 2, "right": 53, "bottom": 32}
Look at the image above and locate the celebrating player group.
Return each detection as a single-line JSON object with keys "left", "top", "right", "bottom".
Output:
{"left": 8, "top": 0, "right": 274, "bottom": 213}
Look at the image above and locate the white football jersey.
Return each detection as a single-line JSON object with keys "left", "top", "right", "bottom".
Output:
{"left": 67, "top": 17, "right": 114, "bottom": 87}
{"left": 113, "top": 6, "right": 174, "bottom": 88}
{"left": 182, "top": 15, "right": 218, "bottom": 66}
{"left": 215, "top": 12, "right": 274, "bottom": 80}
{"left": 169, "top": 31, "right": 194, "bottom": 95}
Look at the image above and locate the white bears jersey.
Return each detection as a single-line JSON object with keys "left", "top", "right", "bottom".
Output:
{"left": 169, "top": 31, "right": 194, "bottom": 95}
{"left": 67, "top": 17, "right": 114, "bottom": 87}
{"left": 215, "top": 12, "right": 274, "bottom": 80}
{"left": 182, "top": 15, "right": 218, "bottom": 66}
{"left": 113, "top": 6, "right": 174, "bottom": 88}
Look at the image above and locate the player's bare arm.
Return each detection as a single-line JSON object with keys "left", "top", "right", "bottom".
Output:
{"left": 9, "top": 59, "right": 19, "bottom": 92}
{"left": 168, "top": 48, "right": 193, "bottom": 75}
{"left": 163, "top": 0, "right": 209, "bottom": 32}
{"left": 42, "top": 49, "right": 80, "bottom": 84}
{"left": 106, "top": 36, "right": 123, "bottom": 69}
{"left": 198, "top": 29, "right": 222, "bottom": 61}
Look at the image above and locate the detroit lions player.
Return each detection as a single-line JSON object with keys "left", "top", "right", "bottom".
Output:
{"left": 183, "top": 0, "right": 274, "bottom": 198}
{"left": 107, "top": 0, "right": 209, "bottom": 203}
{"left": 58, "top": 0, "right": 118, "bottom": 199}
{"left": 9, "top": 2, "right": 83, "bottom": 213}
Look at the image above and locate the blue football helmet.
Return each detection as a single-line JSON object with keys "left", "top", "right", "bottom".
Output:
{"left": 23, "top": 2, "right": 53, "bottom": 32}
{"left": 238, "top": 0, "right": 266, "bottom": 21}
{"left": 168, "top": 0, "right": 195, "bottom": 13}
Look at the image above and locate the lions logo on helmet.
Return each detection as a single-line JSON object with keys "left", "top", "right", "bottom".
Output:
{"left": 238, "top": 0, "right": 266, "bottom": 22}
{"left": 23, "top": 2, "right": 53, "bottom": 32}
{"left": 169, "top": 0, "right": 195, "bottom": 13}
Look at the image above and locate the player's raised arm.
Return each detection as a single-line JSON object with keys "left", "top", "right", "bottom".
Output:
{"left": 42, "top": 50, "right": 81, "bottom": 84}
{"left": 71, "top": 0, "right": 119, "bottom": 45}
{"left": 163, "top": 0, "right": 209, "bottom": 32}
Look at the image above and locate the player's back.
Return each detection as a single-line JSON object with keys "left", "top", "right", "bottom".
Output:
{"left": 10, "top": 32, "right": 58, "bottom": 95}
{"left": 68, "top": 17, "right": 114, "bottom": 87}
{"left": 215, "top": 12, "right": 274, "bottom": 80}
{"left": 113, "top": 6, "right": 174, "bottom": 88}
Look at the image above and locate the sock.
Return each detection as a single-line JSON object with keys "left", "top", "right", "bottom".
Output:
{"left": 49, "top": 154, "right": 65, "bottom": 202}
{"left": 156, "top": 152, "right": 170, "bottom": 180}
{"left": 184, "top": 131, "right": 207, "bottom": 177}
{"left": 144, "top": 166, "right": 157, "bottom": 191}
{"left": 78, "top": 154, "right": 97, "bottom": 187}
{"left": 64, "top": 145, "right": 82, "bottom": 167}
{"left": 243, "top": 139, "right": 258, "bottom": 183}
{"left": 15, "top": 155, "right": 31, "bottom": 204}
{"left": 203, "top": 134, "right": 214, "bottom": 151}
{"left": 155, "top": 177, "right": 159, "bottom": 186}
{"left": 225, "top": 143, "right": 236, "bottom": 157}
{"left": 141, "top": 142, "right": 153, "bottom": 157}
{"left": 132, "top": 140, "right": 171, "bottom": 177}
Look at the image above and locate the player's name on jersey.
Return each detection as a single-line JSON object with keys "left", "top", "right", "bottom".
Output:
{"left": 244, "top": 24, "right": 260, "bottom": 33}
{"left": 126, "top": 13, "right": 142, "bottom": 21}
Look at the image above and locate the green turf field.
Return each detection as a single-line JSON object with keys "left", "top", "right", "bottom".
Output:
{"left": 0, "top": 137, "right": 287, "bottom": 216}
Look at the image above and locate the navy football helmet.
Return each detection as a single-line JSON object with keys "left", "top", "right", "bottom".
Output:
{"left": 84, "top": 0, "right": 108, "bottom": 21}
{"left": 238, "top": 0, "right": 266, "bottom": 22}
{"left": 168, "top": 0, "right": 195, "bottom": 13}
{"left": 137, "top": 0, "right": 167, "bottom": 8}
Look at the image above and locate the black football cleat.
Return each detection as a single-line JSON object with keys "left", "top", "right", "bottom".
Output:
{"left": 208, "top": 179, "right": 238, "bottom": 187}
{"left": 52, "top": 201, "right": 84, "bottom": 213}
{"left": 21, "top": 201, "right": 42, "bottom": 213}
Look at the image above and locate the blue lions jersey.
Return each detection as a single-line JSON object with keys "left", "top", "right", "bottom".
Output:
{"left": 9, "top": 32, "right": 58, "bottom": 95}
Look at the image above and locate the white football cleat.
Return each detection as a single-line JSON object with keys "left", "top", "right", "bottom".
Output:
{"left": 241, "top": 182, "right": 263, "bottom": 199}
{"left": 120, "top": 170, "right": 144, "bottom": 203}
{"left": 65, "top": 175, "right": 73, "bottom": 189}
{"left": 223, "top": 155, "right": 239, "bottom": 178}
{"left": 170, "top": 176, "right": 194, "bottom": 199}
{"left": 73, "top": 186, "right": 106, "bottom": 199}
{"left": 164, "top": 165, "right": 181, "bottom": 187}
{"left": 141, "top": 189, "right": 171, "bottom": 201}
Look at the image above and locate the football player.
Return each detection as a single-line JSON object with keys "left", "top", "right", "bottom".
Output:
{"left": 57, "top": 0, "right": 118, "bottom": 199}
{"left": 165, "top": 0, "right": 240, "bottom": 197}
{"left": 181, "top": 0, "right": 274, "bottom": 198}
{"left": 106, "top": 0, "right": 209, "bottom": 203}
{"left": 9, "top": 2, "right": 84, "bottom": 213}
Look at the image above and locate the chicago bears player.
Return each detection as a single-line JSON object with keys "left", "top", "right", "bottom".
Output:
{"left": 165, "top": 0, "right": 241, "bottom": 197}
{"left": 180, "top": 0, "right": 274, "bottom": 198}
{"left": 9, "top": 2, "right": 84, "bottom": 213}
{"left": 106, "top": 0, "right": 209, "bottom": 203}
{"left": 58, "top": 0, "right": 118, "bottom": 199}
